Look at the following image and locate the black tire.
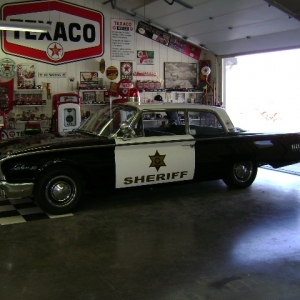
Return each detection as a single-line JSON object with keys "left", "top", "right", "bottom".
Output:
{"left": 33, "top": 167, "right": 84, "bottom": 215}
{"left": 223, "top": 161, "right": 257, "bottom": 189}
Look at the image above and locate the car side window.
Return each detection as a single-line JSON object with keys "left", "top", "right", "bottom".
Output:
{"left": 188, "top": 111, "right": 225, "bottom": 136}
{"left": 141, "top": 110, "right": 186, "bottom": 136}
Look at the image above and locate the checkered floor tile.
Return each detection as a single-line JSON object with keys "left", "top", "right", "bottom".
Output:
{"left": 0, "top": 197, "right": 73, "bottom": 225}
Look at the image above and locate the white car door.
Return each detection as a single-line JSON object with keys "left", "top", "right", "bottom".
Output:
{"left": 115, "top": 135, "right": 195, "bottom": 188}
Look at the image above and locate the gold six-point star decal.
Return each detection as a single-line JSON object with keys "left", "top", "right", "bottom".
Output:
{"left": 149, "top": 150, "right": 166, "bottom": 171}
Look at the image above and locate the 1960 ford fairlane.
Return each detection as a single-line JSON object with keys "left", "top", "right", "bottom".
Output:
{"left": 0, "top": 102, "right": 299, "bottom": 214}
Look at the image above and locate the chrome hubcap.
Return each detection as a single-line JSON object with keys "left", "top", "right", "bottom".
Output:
{"left": 51, "top": 181, "right": 72, "bottom": 202}
{"left": 233, "top": 162, "right": 253, "bottom": 182}
{"left": 46, "top": 176, "right": 77, "bottom": 207}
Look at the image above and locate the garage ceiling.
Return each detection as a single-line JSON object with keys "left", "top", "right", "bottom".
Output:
{"left": 104, "top": 0, "right": 300, "bottom": 57}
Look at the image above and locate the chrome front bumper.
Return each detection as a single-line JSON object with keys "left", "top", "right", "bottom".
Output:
{"left": 0, "top": 182, "right": 34, "bottom": 199}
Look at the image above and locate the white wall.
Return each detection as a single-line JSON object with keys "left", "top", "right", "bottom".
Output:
{"left": 0, "top": 0, "right": 216, "bottom": 95}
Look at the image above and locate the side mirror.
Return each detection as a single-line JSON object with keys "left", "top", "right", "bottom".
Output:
{"left": 120, "top": 121, "right": 136, "bottom": 140}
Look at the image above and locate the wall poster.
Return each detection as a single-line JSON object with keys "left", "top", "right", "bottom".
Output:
{"left": 111, "top": 18, "right": 135, "bottom": 60}
{"left": 164, "top": 62, "right": 197, "bottom": 89}
{"left": 17, "top": 64, "right": 36, "bottom": 89}
{"left": 80, "top": 72, "right": 98, "bottom": 85}
{"left": 137, "top": 50, "right": 154, "bottom": 65}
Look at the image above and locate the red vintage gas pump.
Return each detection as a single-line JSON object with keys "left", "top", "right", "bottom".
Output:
{"left": 52, "top": 93, "right": 81, "bottom": 135}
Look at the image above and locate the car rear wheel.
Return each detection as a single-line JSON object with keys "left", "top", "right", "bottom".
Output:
{"left": 223, "top": 161, "right": 257, "bottom": 188}
{"left": 34, "top": 167, "right": 84, "bottom": 215}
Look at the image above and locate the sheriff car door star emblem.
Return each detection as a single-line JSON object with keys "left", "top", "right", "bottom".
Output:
{"left": 149, "top": 151, "right": 166, "bottom": 171}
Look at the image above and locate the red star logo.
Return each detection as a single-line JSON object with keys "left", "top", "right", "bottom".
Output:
{"left": 49, "top": 43, "right": 62, "bottom": 57}
{"left": 3, "top": 64, "right": 11, "bottom": 72}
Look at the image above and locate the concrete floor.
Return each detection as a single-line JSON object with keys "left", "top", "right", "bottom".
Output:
{"left": 1, "top": 167, "right": 300, "bottom": 300}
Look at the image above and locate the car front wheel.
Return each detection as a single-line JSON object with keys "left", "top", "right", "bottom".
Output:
{"left": 223, "top": 161, "right": 257, "bottom": 188}
{"left": 34, "top": 167, "right": 84, "bottom": 215}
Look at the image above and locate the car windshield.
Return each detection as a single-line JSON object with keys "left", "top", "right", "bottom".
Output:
{"left": 78, "top": 104, "right": 138, "bottom": 137}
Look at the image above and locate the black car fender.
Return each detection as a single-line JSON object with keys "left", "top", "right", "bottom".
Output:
{"left": 35, "top": 158, "right": 89, "bottom": 184}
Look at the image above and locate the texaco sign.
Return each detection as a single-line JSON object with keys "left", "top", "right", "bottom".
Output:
{"left": 1, "top": 1, "right": 104, "bottom": 65}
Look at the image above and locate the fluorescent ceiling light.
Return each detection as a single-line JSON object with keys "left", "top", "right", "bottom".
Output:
{"left": 0, "top": 20, "right": 50, "bottom": 33}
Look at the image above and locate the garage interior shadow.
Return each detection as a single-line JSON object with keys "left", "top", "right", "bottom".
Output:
{"left": 0, "top": 167, "right": 300, "bottom": 300}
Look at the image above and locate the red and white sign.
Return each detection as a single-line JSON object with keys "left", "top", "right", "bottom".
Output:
{"left": 111, "top": 19, "right": 135, "bottom": 61}
{"left": 1, "top": 1, "right": 104, "bottom": 65}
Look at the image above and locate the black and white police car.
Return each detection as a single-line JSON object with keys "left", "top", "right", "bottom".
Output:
{"left": 0, "top": 102, "right": 300, "bottom": 214}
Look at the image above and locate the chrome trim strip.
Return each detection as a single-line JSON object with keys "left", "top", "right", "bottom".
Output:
{"left": 0, "top": 182, "right": 34, "bottom": 199}
{"left": 115, "top": 138, "right": 195, "bottom": 147}
{"left": 0, "top": 143, "right": 115, "bottom": 163}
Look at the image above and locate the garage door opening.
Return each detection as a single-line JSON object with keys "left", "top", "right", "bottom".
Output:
{"left": 223, "top": 49, "right": 300, "bottom": 133}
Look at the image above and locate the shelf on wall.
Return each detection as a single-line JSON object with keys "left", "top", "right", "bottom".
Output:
{"left": 81, "top": 103, "right": 106, "bottom": 105}
{"left": 16, "top": 120, "right": 49, "bottom": 123}
{"left": 14, "top": 89, "right": 44, "bottom": 92}
{"left": 133, "top": 72, "right": 157, "bottom": 76}
{"left": 15, "top": 104, "right": 47, "bottom": 107}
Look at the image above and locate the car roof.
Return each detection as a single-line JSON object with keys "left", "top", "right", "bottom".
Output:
{"left": 124, "top": 102, "right": 225, "bottom": 113}
{"left": 122, "top": 102, "right": 235, "bottom": 131}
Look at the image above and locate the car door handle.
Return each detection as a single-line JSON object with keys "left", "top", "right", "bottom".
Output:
{"left": 182, "top": 144, "right": 195, "bottom": 148}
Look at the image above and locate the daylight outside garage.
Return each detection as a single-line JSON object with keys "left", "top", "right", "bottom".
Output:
{"left": 223, "top": 49, "right": 300, "bottom": 133}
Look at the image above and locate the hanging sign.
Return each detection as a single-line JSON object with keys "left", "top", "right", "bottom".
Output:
{"left": 136, "top": 21, "right": 202, "bottom": 60}
{"left": 137, "top": 21, "right": 170, "bottom": 46}
{"left": 169, "top": 36, "right": 202, "bottom": 60}
{"left": 111, "top": 18, "right": 135, "bottom": 60}
{"left": 1, "top": 1, "right": 104, "bottom": 65}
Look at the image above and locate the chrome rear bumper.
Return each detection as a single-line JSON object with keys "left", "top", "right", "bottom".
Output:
{"left": 0, "top": 182, "right": 34, "bottom": 199}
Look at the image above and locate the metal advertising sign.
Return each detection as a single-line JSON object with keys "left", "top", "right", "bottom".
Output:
{"left": 111, "top": 18, "right": 135, "bottom": 61}
{"left": 1, "top": 0, "right": 104, "bottom": 65}
{"left": 120, "top": 62, "right": 133, "bottom": 80}
{"left": 136, "top": 21, "right": 170, "bottom": 46}
{"left": 136, "top": 21, "right": 202, "bottom": 60}
{"left": 137, "top": 50, "right": 154, "bottom": 65}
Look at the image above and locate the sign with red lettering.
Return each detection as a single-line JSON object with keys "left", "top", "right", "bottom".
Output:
{"left": 1, "top": 1, "right": 104, "bottom": 65}
{"left": 111, "top": 18, "right": 135, "bottom": 60}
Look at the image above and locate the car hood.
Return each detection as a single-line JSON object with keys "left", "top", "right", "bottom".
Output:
{"left": 0, "top": 132, "right": 110, "bottom": 158}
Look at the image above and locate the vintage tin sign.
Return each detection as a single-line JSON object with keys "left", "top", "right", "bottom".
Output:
{"left": 136, "top": 21, "right": 201, "bottom": 60}
{"left": 120, "top": 62, "right": 133, "bottom": 80}
{"left": 1, "top": 0, "right": 104, "bottom": 65}
{"left": 106, "top": 66, "right": 118, "bottom": 80}
{"left": 111, "top": 18, "right": 135, "bottom": 60}
{"left": 137, "top": 50, "right": 154, "bottom": 65}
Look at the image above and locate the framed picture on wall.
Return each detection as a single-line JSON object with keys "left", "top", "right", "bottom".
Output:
{"left": 80, "top": 72, "right": 98, "bottom": 84}
{"left": 82, "top": 91, "right": 96, "bottom": 103}
{"left": 164, "top": 62, "right": 197, "bottom": 89}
